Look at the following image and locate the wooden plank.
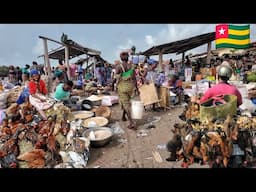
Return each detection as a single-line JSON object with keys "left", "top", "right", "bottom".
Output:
{"left": 158, "top": 86, "right": 170, "bottom": 108}
{"left": 139, "top": 83, "right": 160, "bottom": 106}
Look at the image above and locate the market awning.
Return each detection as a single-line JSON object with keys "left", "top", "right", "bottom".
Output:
{"left": 38, "top": 39, "right": 101, "bottom": 60}
{"left": 141, "top": 32, "right": 215, "bottom": 56}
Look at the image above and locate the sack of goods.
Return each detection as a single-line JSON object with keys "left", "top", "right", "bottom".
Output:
{"left": 200, "top": 94, "right": 237, "bottom": 122}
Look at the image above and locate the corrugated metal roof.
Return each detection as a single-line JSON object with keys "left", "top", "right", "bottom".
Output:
{"left": 141, "top": 32, "right": 215, "bottom": 56}
{"left": 39, "top": 39, "right": 101, "bottom": 60}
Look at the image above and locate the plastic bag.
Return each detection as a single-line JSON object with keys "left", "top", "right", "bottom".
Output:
{"left": 111, "top": 122, "right": 125, "bottom": 135}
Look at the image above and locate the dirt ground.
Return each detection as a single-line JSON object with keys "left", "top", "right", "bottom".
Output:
{"left": 86, "top": 102, "right": 209, "bottom": 168}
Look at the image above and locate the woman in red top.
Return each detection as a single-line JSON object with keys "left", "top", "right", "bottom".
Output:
{"left": 28, "top": 69, "right": 53, "bottom": 120}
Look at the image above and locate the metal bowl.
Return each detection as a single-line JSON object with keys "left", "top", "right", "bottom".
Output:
{"left": 82, "top": 116, "right": 108, "bottom": 128}
{"left": 82, "top": 127, "right": 114, "bottom": 147}
{"left": 81, "top": 100, "right": 94, "bottom": 111}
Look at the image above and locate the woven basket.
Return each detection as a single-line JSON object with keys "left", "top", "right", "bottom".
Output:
{"left": 72, "top": 111, "right": 94, "bottom": 119}
{"left": 200, "top": 94, "right": 237, "bottom": 122}
{"left": 82, "top": 116, "right": 109, "bottom": 128}
{"left": 92, "top": 106, "right": 111, "bottom": 119}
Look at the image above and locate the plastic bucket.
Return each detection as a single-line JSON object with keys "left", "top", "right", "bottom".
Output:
{"left": 131, "top": 100, "right": 144, "bottom": 119}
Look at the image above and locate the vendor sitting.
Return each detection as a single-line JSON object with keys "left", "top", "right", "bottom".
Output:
{"left": 28, "top": 69, "right": 53, "bottom": 120}
{"left": 169, "top": 74, "right": 183, "bottom": 104}
{"left": 51, "top": 70, "right": 65, "bottom": 93}
{"left": 74, "top": 71, "right": 84, "bottom": 90}
{"left": 54, "top": 80, "right": 74, "bottom": 102}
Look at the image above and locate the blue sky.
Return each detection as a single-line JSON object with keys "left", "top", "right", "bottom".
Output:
{"left": 0, "top": 24, "right": 255, "bottom": 67}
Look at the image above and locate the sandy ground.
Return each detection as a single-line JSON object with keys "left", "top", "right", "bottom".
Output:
{"left": 86, "top": 102, "right": 209, "bottom": 168}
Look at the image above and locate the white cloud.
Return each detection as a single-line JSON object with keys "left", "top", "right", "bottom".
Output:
{"left": 142, "top": 24, "right": 217, "bottom": 60}
{"left": 145, "top": 35, "right": 155, "bottom": 46}
{"left": 32, "top": 39, "right": 44, "bottom": 56}
{"left": 115, "top": 39, "right": 134, "bottom": 58}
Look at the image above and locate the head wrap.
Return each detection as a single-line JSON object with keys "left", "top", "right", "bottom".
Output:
{"left": 54, "top": 70, "right": 63, "bottom": 77}
{"left": 147, "top": 59, "right": 157, "bottom": 65}
{"left": 120, "top": 51, "right": 129, "bottom": 60}
{"left": 30, "top": 69, "right": 39, "bottom": 76}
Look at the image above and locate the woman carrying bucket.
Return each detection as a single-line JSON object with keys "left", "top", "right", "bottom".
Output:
{"left": 115, "top": 51, "right": 136, "bottom": 130}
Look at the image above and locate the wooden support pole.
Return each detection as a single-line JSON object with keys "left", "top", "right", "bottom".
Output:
{"left": 86, "top": 54, "right": 89, "bottom": 70}
{"left": 42, "top": 39, "right": 52, "bottom": 92}
{"left": 206, "top": 42, "right": 212, "bottom": 65}
{"left": 159, "top": 49, "right": 163, "bottom": 70}
{"left": 180, "top": 52, "right": 185, "bottom": 74}
{"left": 182, "top": 52, "right": 185, "bottom": 66}
{"left": 65, "top": 46, "right": 71, "bottom": 80}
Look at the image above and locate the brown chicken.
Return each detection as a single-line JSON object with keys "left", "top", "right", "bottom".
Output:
{"left": 35, "top": 137, "right": 47, "bottom": 150}
{"left": 60, "top": 119, "right": 70, "bottom": 136}
{"left": 25, "top": 126, "right": 38, "bottom": 145}
{"left": 17, "top": 149, "right": 45, "bottom": 168}
{"left": 24, "top": 114, "right": 33, "bottom": 123}
{"left": 0, "top": 127, "right": 22, "bottom": 157}
{"left": 1, "top": 127, "right": 12, "bottom": 135}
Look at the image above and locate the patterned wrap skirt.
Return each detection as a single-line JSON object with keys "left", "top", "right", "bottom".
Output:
{"left": 117, "top": 79, "right": 134, "bottom": 110}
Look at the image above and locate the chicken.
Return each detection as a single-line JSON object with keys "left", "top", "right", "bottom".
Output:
{"left": 24, "top": 114, "right": 33, "bottom": 123}
{"left": 47, "top": 134, "right": 57, "bottom": 154}
{"left": 200, "top": 140, "right": 209, "bottom": 163}
{"left": 17, "top": 149, "right": 45, "bottom": 168}
{"left": 0, "top": 127, "right": 23, "bottom": 157}
{"left": 35, "top": 137, "right": 47, "bottom": 150}
{"left": 184, "top": 132, "right": 200, "bottom": 156}
{"left": 60, "top": 120, "right": 70, "bottom": 136}
{"left": 0, "top": 153, "right": 18, "bottom": 168}
{"left": 24, "top": 127, "right": 38, "bottom": 145}
{"left": 1, "top": 127, "right": 12, "bottom": 135}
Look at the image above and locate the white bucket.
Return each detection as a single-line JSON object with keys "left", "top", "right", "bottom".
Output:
{"left": 131, "top": 100, "right": 144, "bottom": 119}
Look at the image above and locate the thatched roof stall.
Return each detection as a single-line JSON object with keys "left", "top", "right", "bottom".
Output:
{"left": 141, "top": 32, "right": 215, "bottom": 67}
{"left": 38, "top": 35, "right": 101, "bottom": 90}
{"left": 45, "top": 44, "right": 101, "bottom": 61}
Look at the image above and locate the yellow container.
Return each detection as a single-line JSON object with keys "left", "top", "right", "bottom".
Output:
{"left": 206, "top": 76, "right": 215, "bottom": 81}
